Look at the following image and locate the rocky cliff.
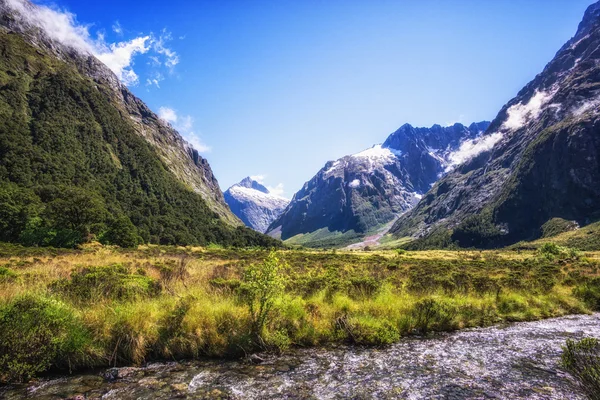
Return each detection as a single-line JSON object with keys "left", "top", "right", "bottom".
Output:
{"left": 391, "top": 1, "right": 600, "bottom": 248}
{"left": 268, "top": 121, "right": 489, "bottom": 246}
{"left": 224, "top": 177, "right": 289, "bottom": 233}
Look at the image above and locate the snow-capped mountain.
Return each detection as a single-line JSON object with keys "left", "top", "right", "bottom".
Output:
{"left": 391, "top": 1, "right": 600, "bottom": 248}
{"left": 267, "top": 121, "right": 489, "bottom": 246}
{"left": 224, "top": 177, "right": 290, "bottom": 233}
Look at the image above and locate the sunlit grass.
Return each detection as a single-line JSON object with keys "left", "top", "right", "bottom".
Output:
{"left": 0, "top": 243, "right": 599, "bottom": 382}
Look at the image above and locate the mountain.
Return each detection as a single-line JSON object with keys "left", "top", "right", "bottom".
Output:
{"left": 224, "top": 177, "right": 289, "bottom": 233}
{"left": 267, "top": 121, "right": 490, "bottom": 247}
{"left": 0, "top": 0, "right": 279, "bottom": 248}
{"left": 390, "top": 1, "right": 600, "bottom": 249}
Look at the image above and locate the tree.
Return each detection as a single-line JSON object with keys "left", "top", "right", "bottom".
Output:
{"left": 43, "top": 187, "right": 107, "bottom": 238}
{"left": 239, "top": 251, "right": 287, "bottom": 342}
{"left": 100, "top": 216, "right": 140, "bottom": 248}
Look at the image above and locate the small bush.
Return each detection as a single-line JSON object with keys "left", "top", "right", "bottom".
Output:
{"left": 155, "top": 258, "right": 190, "bottom": 285}
{"left": 0, "top": 295, "right": 94, "bottom": 382}
{"left": 49, "top": 264, "right": 161, "bottom": 302}
{"left": 573, "top": 278, "right": 600, "bottom": 310}
{"left": 562, "top": 338, "right": 600, "bottom": 399}
{"left": 347, "top": 316, "right": 400, "bottom": 345}
{"left": 0, "top": 266, "right": 17, "bottom": 283}
{"left": 239, "top": 251, "right": 287, "bottom": 342}
{"left": 411, "top": 298, "right": 456, "bottom": 334}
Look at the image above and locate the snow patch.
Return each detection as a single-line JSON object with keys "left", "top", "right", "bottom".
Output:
{"left": 502, "top": 90, "right": 554, "bottom": 131}
{"left": 348, "top": 179, "right": 360, "bottom": 188}
{"left": 573, "top": 96, "right": 600, "bottom": 117}
{"left": 352, "top": 145, "right": 395, "bottom": 160}
{"left": 446, "top": 132, "right": 504, "bottom": 169}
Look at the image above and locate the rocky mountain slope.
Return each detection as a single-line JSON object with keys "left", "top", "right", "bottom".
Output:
{"left": 390, "top": 1, "right": 600, "bottom": 248}
{"left": 224, "top": 177, "right": 289, "bottom": 233}
{"left": 267, "top": 121, "right": 489, "bottom": 247}
{"left": 0, "top": 0, "right": 278, "bottom": 247}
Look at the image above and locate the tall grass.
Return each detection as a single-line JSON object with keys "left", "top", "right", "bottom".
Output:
{"left": 0, "top": 244, "right": 597, "bottom": 382}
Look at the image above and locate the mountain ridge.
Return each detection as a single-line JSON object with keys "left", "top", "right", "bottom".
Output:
{"left": 268, "top": 120, "right": 489, "bottom": 247}
{"left": 224, "top": 177, "right": 289, "bottom": 233}
{"left": 390, "top": 0, "right": 600, "bottom": 248}
{"left": 0, "top": 0, "right": 281, "bottom": 248}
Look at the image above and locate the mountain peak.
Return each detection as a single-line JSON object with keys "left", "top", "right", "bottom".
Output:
{"left": 225, "top": 177, "right": 290, "bottom": 233}
{"left": 237, "top": 177, "right": 270, "bottom": 194}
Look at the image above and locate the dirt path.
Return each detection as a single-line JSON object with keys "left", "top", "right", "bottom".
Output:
{"left": 345, "top": 217, "right": 398, "bottom": 250}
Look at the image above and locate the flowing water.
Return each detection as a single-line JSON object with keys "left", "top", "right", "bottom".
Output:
{"left": 2, "top": 313, "right": 600, "bottom": 399}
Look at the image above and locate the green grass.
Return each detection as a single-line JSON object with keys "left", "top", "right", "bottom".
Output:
{"left": 284, "top": 227, "right": 362, "bottom": 248}
{"left": 0, "top": 243, "right": 597, "bottom": 383}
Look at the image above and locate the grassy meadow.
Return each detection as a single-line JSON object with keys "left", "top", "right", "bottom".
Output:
{"left": 1, "top": 242, "right": 600, "bottom": 383}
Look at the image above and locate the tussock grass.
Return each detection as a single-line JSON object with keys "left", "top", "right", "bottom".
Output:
{"left": 0, "top": 243, "right": 598, "bottom": 382}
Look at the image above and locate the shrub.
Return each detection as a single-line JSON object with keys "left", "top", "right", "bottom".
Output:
{"left": 573, "top": 278, "right": 600, "bottom": 310}
{"left": 411, "top": 298, "right": 456, "bottom": 334}
{"left": 347, "top": 315, "right": 400, "bottom": 345}
{"left": 239, "top": 251, "right": 287, "bottom": 342}
{"left": 539, "top": 242, "right": 561, "bottom": 257}
{"left": 154, "top": 258, "right": 190, "bottom": 285}
{"left": 0, "top": 266, "right": 17, "bottom": 283}
{"left": 0, "top": 295, "right": 94, "bottom": 382}
{"left": 562, "top": 338, "right": 600, "bottom": 399}
{"left": 49, "top": 264, "right": 161, "bottom": 302}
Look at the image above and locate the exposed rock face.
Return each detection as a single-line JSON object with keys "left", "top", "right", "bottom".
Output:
{"left": 224, "top": 177, "right": 289, "bottom": 233}
{"left": 391, "top": 1, "right": 600, "bottom": 247}
{"left": 268, "top": 122, "right": 489, "bottom": 243}
{"left": 0, "top": 0, "right": 239, "bottom": 225}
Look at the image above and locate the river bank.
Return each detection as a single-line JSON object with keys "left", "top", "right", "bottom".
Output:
{"left": 2, "top": 313, "right": 598, "bottom": 399}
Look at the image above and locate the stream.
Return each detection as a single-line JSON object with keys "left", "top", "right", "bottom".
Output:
{"left": 2, "top": 313, "right": 599, "bottom": 399}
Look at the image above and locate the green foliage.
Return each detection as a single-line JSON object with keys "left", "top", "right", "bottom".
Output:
{"left": 403, "top": 228, "right": 456, "bottom": 250}
{"left": 346, "top": 315, "right": 400, "bottom": 345}
{"left": 562, "top": 338, "right": 600, "bottom": 399}
{"left": 49, "top": 264, "right": 161, "bottom": 302}
{"left": 0, "top": 266, "right": 17, "bottom": 283}
{"left": 410, "top": 298, "right": 457, "bottom": 333}
{"left": 0, "top": 32, "right": 278, "bottom": 249}
{"left": 538, "top": 242, "right": 581, "bottom": 261}
{"left": 451, "top": 214, "right": 504, "bottom": 248}
{"left": 0, "top": 295, "right": 94, "bottom": 382}
{"left": 541, "top": 218, "right": 578, "bottom": 238}
{"left": 100, "top": 216, "right": 140, "bottom": 248}
{"left": 573, "top": 278, "right": 600, "bottom": 310}
{"left": 239, "top": 251, "right": 287, "bottom": 341}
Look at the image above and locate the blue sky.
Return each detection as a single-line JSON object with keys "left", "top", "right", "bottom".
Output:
{"left": 31, "top": 0, "right": 595, "bottom": 197}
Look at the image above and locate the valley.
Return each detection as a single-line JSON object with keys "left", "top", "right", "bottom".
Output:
{"left": 1, "top": 0, "right": 600, "bottom": 398}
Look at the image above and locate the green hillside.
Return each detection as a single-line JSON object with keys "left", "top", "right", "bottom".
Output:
{"left": 0, "top": 32, "right": 278, "bottom": 248}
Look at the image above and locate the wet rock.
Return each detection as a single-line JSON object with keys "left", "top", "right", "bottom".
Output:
{"left": 102, "top": 368, "right": 119, "bottom": 382}
{"left": 248, "top": 354, "right": 265, "bottom": 364}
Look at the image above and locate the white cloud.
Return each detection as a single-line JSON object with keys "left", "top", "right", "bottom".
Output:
{"left": 153, "top": 29, "right": 179, "bottom": 70}
{"left": 159, "top": 107, "right": 211, "bottom": 153}
{"left": 158, "top": 107, "right": 178, "bottom": 123}
{"left": 6, "top": 0, "right": 93, "bottom": 52}
{"left": 96, "top": 36, "right": 150, "bottom": 86}
{"left": 146, "top": 72, "right": 164, "bottom": 88}
{"left": 447, "top": 132, "right": 504, "bottom": 169}
{"left": 4, "top": 0, "right": 179, "bottom": 87}
{"left": 502, "top": 90, "right": 553, "bottom": 130}
{"left": 112, "top": 21, "right": 122, "bottom": 35}
{"left": 250, "top": 175, "right": 266, "bottom": 184}
{"left": 348, "top": 179, "right": 361, "bottom": 188}
{"left": 248, "top": 175, "right": 286, "bottom": 197}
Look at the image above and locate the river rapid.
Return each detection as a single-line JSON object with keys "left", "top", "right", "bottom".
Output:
{"left": 2, "top": 313, "right": 599, "bottom": 399}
